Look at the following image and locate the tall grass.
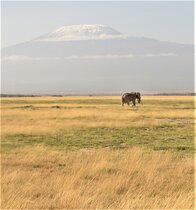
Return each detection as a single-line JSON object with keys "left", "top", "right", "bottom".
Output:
{"left": 1, "top": 146, "right": 194, "bottom": 209}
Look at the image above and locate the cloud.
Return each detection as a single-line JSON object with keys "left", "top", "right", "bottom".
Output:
{"left": 1, "top": 53, "right": 178, "bottom": 61}
{"left": 145, "top": 54, "right": 157, "bottom": 57}
{"left": 160, "top": 53, "right": 177, "bottom": 56}
{"left": 145, "top": 53, "right": 177, "bottom": 57}
{"left": 1, "top": 54, "right": 135, "bottom": 61}
{"left": 64, "top": 54, "right": 135, "bottom": 59}
{"left": 1, "top": 55, "right": 41, "bottom": 61}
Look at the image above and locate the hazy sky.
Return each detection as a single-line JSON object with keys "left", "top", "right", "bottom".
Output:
{"left": 2, "top": 1, "right": 194, "bottom": 48}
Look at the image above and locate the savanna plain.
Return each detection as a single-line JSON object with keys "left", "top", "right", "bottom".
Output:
{"left": 1, "top": 96, "right": 195, "bottom": 209}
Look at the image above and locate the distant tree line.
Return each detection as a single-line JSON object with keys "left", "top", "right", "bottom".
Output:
{"left": 0, "top": 94, "right": 39, "bottom": 97}
{"left": 152, "top": 93, "right": 195, "bottom": 96}
{"left": 0, "top": 93, "right": 195, "bottom": 97}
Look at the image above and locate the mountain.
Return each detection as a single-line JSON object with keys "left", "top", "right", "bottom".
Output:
{"left": 1, "top": 24, "right": 194, "bottom": 94}
{"left": 34, "top": 24, "right": 124, "bottom": 42}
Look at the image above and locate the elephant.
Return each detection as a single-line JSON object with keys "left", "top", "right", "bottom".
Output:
{"left": 121, "top": 92, "right": 142, "bottom": 106}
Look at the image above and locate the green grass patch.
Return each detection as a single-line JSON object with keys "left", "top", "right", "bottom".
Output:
{"left": 2, "top": 124, "right": 194, "bottom": 155}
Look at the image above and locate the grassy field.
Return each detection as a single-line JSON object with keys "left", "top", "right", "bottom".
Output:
{"left": 1, "top": 96, "right": 195, "bottom": 209}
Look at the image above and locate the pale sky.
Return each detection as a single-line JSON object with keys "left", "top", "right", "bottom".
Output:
{"left": 2, "top": 1, "right": 194, "bottom": 48}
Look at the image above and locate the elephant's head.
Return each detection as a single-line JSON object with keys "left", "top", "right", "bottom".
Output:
{"left": 136, "top": 92, "right": 142, "bottom": 104}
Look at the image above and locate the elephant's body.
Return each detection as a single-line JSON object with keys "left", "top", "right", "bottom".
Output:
{"left": 121, "top": 92, "right": 141, "bottom": 106}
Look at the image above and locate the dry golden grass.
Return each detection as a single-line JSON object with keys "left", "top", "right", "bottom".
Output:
{"left": 1, "top": 146, "right": 194, "bottom": 209}
{"left": 1, "top": 96, "right": 194, "bottom": 209}
{"left": 1, "top": 96, "right": 194, "bottom": 135}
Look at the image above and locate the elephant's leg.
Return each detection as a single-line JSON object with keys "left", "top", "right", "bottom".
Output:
{"left": 121, "top": 99, "right": 124, "bottom": 106}
{"left": 132, "top": 99, "right": 136, "bottom": 106}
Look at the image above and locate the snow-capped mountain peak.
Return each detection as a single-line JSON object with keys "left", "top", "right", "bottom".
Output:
{"left": 35, "top": 24, "right": 125, "bottom": 42}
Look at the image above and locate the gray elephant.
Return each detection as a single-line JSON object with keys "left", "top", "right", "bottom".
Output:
{"left": 121, "top": 92, "right": 142, "bottom": 106}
